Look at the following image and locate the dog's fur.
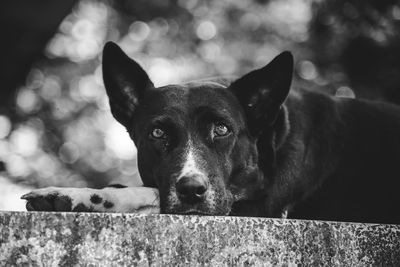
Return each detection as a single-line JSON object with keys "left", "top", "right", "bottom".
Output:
{"left": 23, "top": 42, "right": 400, "bottom": 224}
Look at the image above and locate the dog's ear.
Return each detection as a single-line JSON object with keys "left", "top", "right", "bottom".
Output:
{"left": 229, "top": 51, "right": 293, "bottom": 135}
{"left": 102, "top": 42, "right": 154, "bottom": 127}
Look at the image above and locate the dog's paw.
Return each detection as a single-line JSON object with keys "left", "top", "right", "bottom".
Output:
{"left": 21, "top": 187, "right": 74, "bottom": 212}
{"left": 21, "top": 187, "right": 97, "bottom": 212}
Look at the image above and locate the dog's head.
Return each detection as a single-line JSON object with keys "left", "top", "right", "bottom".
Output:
{"left": 102, "top": 42, "right": 293, "bottom": 215}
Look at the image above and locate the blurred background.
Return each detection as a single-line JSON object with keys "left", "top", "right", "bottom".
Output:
{"left": 1, "top": 0, "right": 400, "bottom": 210}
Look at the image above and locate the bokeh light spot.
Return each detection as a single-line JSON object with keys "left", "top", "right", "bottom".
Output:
{"left": 129, "top": 21, "right": 151, "bottom": 42}
{"left": 40, "top": 76, "right": 62, "bottom": 101}
{"left": 75, "top": 39, "right": 101, "bottom": 61}
{"left": 196, "top": 21, "right": 217, "bottom": 40}
{"left": 26, "top": 68, "right": 45, "bottom": 89}
{"left": 148, "top": 58, "right": 176, "bottom": 86}
{"left": 298, "top": 60, "right": 318, "bottom": 80}
{"left": 0, "top": 116, "right": 12, "bottom": 139}
{"left": 392, "top": 6, "right": 400, "bottom": 20}
{"left": 335, "top": 86, "right": 356, "bottom": 99}
{"left": 10, "top": 127, "right": 41, "bottom": 157}
{"left": 72, "top": 19, "right": 94, "bottom": 40}
{"left": 16, "top": 88, "right": 41, "bottom": 114}
{"left": 78, "top": 75, "right": 103, "bottom": 101}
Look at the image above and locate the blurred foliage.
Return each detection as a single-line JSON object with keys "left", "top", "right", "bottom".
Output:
{"left": 1, "top": 0, "right": 400, "bottom": 189}
{"left": 0, "top": 0, "right": 76, "bottom": 114}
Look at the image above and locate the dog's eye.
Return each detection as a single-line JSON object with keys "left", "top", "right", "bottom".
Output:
{"left": 150, "top": 128, "right": 166, "bottom": 139}
{"left": 213, "top": 123, "right": 230, "bottom": 137}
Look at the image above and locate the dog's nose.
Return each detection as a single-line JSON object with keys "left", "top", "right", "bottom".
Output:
{"left": 176, "top": 176, "right": 208, "bottom": 204}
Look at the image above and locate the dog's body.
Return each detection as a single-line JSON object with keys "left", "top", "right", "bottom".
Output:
{"left": 23, "top": 42, "right": 400, "bottom": 224}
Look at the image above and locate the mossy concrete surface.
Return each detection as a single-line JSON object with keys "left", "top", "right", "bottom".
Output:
{"left": 1, "top": 211, "right": 400, "bottom": 266}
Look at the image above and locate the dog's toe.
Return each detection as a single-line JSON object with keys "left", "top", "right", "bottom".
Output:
{"left": 25, "top": 201, "right": 35, "bottom": 211}
{"left": 25, "top": 196, "right": 54, "bottom": 211}
{"left": 53, "top": 195, "right": 73, "bottom": 211}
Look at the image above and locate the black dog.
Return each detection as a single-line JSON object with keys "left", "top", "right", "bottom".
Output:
{"left": 23, "top": 42, "right": 400, "bottom": 224}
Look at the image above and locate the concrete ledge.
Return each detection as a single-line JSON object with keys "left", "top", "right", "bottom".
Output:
{"left": 1, "top": 212, "right": 400, "bottom": 266}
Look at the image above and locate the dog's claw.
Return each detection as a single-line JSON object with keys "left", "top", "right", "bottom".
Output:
{"left": 21, "top": 192, "right": 37, "bottom": 200}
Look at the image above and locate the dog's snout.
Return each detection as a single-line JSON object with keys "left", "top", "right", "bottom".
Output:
{"left": 176, "top": 176, "right": 208, "bottom": 204}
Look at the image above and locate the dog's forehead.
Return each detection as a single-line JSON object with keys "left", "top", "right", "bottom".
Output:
{"left": 145, "top": 81, "right": 241, "bottom": 113}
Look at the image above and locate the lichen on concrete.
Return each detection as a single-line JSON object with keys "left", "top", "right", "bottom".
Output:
{"left": 1, "top": 211, "right": 400, "bottom": 266}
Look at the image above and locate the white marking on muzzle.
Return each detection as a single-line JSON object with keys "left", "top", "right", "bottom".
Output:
{"left": 177, "top": 140, "right": 206, "bottom": 181}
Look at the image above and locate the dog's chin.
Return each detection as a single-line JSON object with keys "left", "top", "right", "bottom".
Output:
{"left": 163, "top": 205, "right": 231, "bottom": 216}
{"left": 161, "top": 188, "right": 234, "bottom": 216}
{"left": 176, "top": 210, "right": 214, "bottom": 216}
{"left": 170, "top": 210, "right": 229, "bottom": 216}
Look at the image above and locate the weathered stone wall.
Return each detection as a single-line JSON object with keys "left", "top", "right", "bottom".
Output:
{"left": 1, "top": 211, "right": 400, "bottom": 266}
